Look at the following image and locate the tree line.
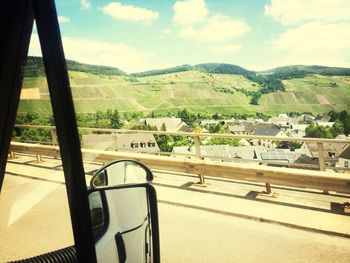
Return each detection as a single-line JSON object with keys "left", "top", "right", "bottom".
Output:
{"left": 24, "top": 56, "right": 125, "bottom": 77}
{"left": 305, "top": 110, "right": 350, "bottom": 138}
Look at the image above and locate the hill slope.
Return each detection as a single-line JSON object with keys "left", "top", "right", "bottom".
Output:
{"left": 25, "top": 56, "right": 125, "bottom": 77}
{"left": 260, "top": 65, "right": 350, "bottom": 78}
{"left": 18, "top": 66, "right": 350, "bottom": 116}
{"left": 18, "top": 57, "right": 350, "bottom": 116}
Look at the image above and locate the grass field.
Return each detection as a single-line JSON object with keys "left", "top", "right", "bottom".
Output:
{"left": 18, "top": 71, "right": 350, "bottom": 116}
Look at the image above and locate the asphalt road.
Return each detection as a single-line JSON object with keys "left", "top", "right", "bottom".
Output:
{"left": 1, "top": 157, "right": 350, "bottom": 262}
{"left": 158, "top": 203, "right": 350, "bottom": 263}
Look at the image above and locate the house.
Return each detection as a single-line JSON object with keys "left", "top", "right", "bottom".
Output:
{"left": 255, "top": 148, "right": 301, "bottom": 164}
{"left": 301, "top": 142, "right": 348, "bottom": 167}
{"left": 255, "top": 148, "right": 319, "bottom": 169}
{"left": 337, "top": 145, "right": 350, "bottom": 171}
{"left": 243, "top": 117, "right": 264, "bottom": 124}
{"left": 81, "top": 133, "right": 160, "bottom": 153}
{"left": 315, "top": 115, "right": 330, "bottom": 122}
{"left": 221, "top": 118, "right": 236, "bottom": 126}
{"left": 172, "top": 144, "right": 265, "bottom": 163}
{"left": 141, "top": 117, "right": 192, "bottom": 132}
{"left": 228, "top": 124, "right": 253, "bottom": 135}
{"left": 251, "top": 123, "right": 288, "bottom": 148}
{"left": 114, "top": 133, "right": 160, "bottom": 153}
{"left": 200, "top": 118, "right": 236, "bottom": 126}
{"left": 288, "top": 115, "right": 305, "bottom": 124}
{"left": 286, "top": 124, "right": 308, "bottom": 138}
{"left": 229, "top": 145, "right": 265, "bottom": 160}
{"left": 199, "top": 120, "right": 220, "bottom": 126}
{"left": 315, "top": 121, "right": 335, "bottom": 127}
{"left": 277, "top": 124, "right": 293, "bottom": 132}
{"left": 300, "top": 114, "right": 315, "bottom": 124}
{"left": 267, "top": 114, "right": 292, "bottom": 126}
{"left": 301, "top": 142, "right": 347, "bottom": 159}
{"left": 293, "top": 155, "right": 319, "bottom": 170}
{"left": 171, "top": 145, "right": 232, "bottom": 161}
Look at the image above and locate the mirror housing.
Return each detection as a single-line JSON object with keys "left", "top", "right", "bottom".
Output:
{"left": 89, "top": 160, "right": 159, "bottom": 263}
{"left": 90, "top": 160, "right": 153, "bottom": 188}
{"left": 88, "top": 183, "right": 160, "bottom": 263}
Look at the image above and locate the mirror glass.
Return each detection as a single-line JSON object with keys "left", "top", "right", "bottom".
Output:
{"left": 88, "top": 191, "right": 106, "bottom": 242}
{"left": 88, "top": 185, "right": 159, "bottom": 263}
{"left": 91, "top": 160, "right": 153, "bottom": 188}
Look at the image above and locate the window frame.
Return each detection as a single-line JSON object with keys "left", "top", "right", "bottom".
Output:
{"left": 0, "top": 1, "right": 97, "bottom": 262}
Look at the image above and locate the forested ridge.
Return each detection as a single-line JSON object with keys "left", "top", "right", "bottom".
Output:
{"left": 24, "top": 56, "right": 350, "bottom": 105}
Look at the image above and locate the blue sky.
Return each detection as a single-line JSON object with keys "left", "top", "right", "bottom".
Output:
{"left": 29, "top": 0, "right": 350, "bottom": 73}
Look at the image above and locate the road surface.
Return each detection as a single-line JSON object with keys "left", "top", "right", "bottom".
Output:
{"left": 1, "top": 156, "right": 350, "bottom": 262}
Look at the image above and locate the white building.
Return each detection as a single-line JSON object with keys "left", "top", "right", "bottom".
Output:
{"left": 337, "top": 146, "right": 350, "bottom": 171}
{"left": 141, "top": 117, "right": 192, "bottom": 132}
{"left": 251, "top": 124, "right": 288, "bottom": 148}
{"left": 82, "top": 133, "right": 160, "bottom": 153}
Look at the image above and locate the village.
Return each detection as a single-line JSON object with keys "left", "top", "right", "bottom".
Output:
{"left": 80, "top": 113, "right": 350, "bottom": 172}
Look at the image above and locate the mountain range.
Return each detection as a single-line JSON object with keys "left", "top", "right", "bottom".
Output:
{"left": 20, "top": 56, "right": 350, "bottom": 116}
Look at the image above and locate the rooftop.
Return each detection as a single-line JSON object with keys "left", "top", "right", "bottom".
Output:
{"left": 141, "top": 117, "right": 185, "bottom": 132}
{"left": 339, "top": 146, "right": 350, "bottom": 160}
{"left": 251, "top": 123, "right": 283, "bottom": 136}
{"left": 258, "top": 148, "right": 302, "bottom": 163}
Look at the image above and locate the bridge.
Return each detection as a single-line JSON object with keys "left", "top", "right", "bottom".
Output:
{"left": 1, "top": 126, "right": 350, "bottom": 262}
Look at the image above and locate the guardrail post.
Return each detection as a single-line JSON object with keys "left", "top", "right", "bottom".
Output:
{"left": 317, "top": 142, "right": 328, "bottom": 194}
{"left": 194, "top": 135, "right": 206, "bottom": 186}
{"left": 194, "top": 135, "right": 201, "bottom": 159}
{"left": 265, "top": 183, "right": 272, "bottom": 194}
{"left": 36, "top": 154, "right": 42, "bottom": 163}
{"left": 51, "top": 128, "right": 57, "bottom": 146}
{"left": 317, "top": 142, "right": 325, "bottom": 171}
{"left": 9, "top": 151, "right": 15, "bottom": 159}
{"left": 51, "top": 128, "right": 58, "bottom": 158}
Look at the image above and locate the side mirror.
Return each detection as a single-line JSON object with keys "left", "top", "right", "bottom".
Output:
{"left": 89, "top": 160, "right": 160, "bottom": 263}
{"left": 90, "top": 160, "right": 153, "bottom": 188}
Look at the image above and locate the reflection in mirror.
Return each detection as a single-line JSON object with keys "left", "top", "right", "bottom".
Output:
{"left": 91, "top": 160, "right": 153, "bottom": 188}
{"left": 88, "top": 191, "right": 106, "bottom": 241}
{"left": 93, "top": 170, "right": 107, "bottom": 187}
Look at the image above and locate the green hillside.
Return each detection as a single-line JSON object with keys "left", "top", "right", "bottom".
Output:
{"left": 260, "top": 65, "right": 350, "bottom": 78}
{"left": 25, "top": 56, "right": 125, "bottom": 77}
{"left": 18, "top": 58, "right": 350, "bottom": 116}
{"left": 130, "top": 63, "right": 254, "bottom": 78}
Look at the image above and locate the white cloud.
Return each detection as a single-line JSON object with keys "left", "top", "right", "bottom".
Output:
{"left": 28, "top": 34, "right": 157, "bottom": 73}
{"left": 80, "top": 0, "right": 91, "bottom": 10}
{"left": 173, "top": 1, "right": 249, "bottom": 52}
{"left": 101, "top": 2, "right": 159, "bottom": 25}
{"left": 162, "top": 28, "right": 172, "bottom": 35}
{"left": 207, "top": 44, "right": 241, "bottom": 53}
{"left": 178, "top": 14, "right": 250, "bottom": 43}
{"left": 173, "top": 0, "right": 208, "bottom": 26}
{"left": 265, "top": 0, "right": 350, "bottom": 67}
{"left": 58, "top": 16, "right": 70, "bottom": 24}
{"left": 272, "top": 22, "right": 350, "bottom": 67}
{"left": 265, "top": 0, "right": 350, "bottom": 25}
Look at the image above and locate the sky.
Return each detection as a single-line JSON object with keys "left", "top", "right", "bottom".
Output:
{"left": 29, "top": 0, "right": 350, "bottom": 73}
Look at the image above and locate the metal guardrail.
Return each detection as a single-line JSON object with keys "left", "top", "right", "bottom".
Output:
{"left": 13, "top": 124, "right": 350, "bottom": 143}
{"left": 13, "top": 124, "right": 350, "bottom": 172}
{"left": 9, "top": 141, "right": 350, "bottom": 194}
